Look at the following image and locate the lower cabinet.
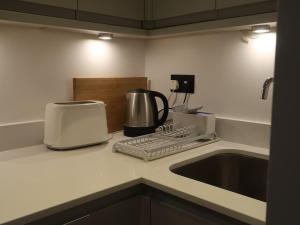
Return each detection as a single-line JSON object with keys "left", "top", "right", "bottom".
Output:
{"left": 60, "top": 196, "right": 150, "bottom": 225}
{"left": 88, "top": 196, "right": 149, "bottom": 225}
{"left": 63, "top": 215, "right": 90, "bottom": 225}
{"left": 151, "top": 200, "right": 216, "bottom": 225}
{"left": 148, "top": 190, "right": 247, "bottom": 225}
{"left": 216, "top": 0, "right": 267, "bottom": 9}
{"left": 27, "top": 185, "right": 248, "bottom": 225}
{"left": 150, "top": 199, "right": 247, "bottom": 225}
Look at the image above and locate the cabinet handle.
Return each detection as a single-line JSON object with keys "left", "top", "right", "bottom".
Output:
{"left": 63, "top": 214, "right": 90, "bottom": 225}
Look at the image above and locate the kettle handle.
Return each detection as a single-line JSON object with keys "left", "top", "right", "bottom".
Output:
{"left": 150, "top": 91, "right": 169, "bottom": 127}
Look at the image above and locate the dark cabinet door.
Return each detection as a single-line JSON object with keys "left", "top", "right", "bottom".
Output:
{"left": 76, "top": 0, "right": 143, "bottom": 28}
{"left": 0, "top": 0, "right": 76, "bottom": 19}
{"left": 25, "top": 186, "right": 246, "bottom": 225}
{"left": 77, "top": 0, "right": 144, "bottom": 20}
{"left": 63, "top": 215, "right": 90, "bottom": 225}
{"left": 216, "top": 0, "right": 266, "bottom": 8}
{"left": 89, "top": 196, "right": 150, "bottom": 225}
{"left": 152, "top": 0, "right": 215, "bottom": 20}
{"left": 19, "top": 0, "right": 77, "bottom": 9}
{"left": 151, "top": 200, "right": 216, "bottom": 225}
{"left": 150, "top": 199, "right": 247, "bottom": 225}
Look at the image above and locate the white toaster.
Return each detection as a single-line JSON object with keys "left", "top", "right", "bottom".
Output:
{"left": 44, "top": 100, "right": 109, "bottom": 150}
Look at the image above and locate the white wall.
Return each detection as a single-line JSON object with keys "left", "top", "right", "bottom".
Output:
{"left": 0, "top": 24, "right": 145, "bottom": 124}
{"left": 0, "top": 25, "right": 275, "bottom": 150}
{"left": 145, "top": 31, "right": 276, "bottom": 124}
{"left": 0, "top": 26, "right": 276, "bottom": 125}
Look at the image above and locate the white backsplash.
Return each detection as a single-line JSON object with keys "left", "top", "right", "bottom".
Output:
{"left": 145, "top": 31, "right": 276, "bottom": 124}
{"left": 216, "top": 117, "right": 271, "bottom": 148}
{"left": 0, "top": 25, "right": 275, "bottom": 151}
{"left": 0, "top": 121, "right": 44, "bottom": 151}
{"left": 0, "top": 118, "right": 270, "bottom": 151}
{"left": 0, "top": 24, "right": 145, "bottom": 125}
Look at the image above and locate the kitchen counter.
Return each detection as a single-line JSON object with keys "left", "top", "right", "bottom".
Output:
{"left": 0, "top": 132, "right": 268, "bottom": 225}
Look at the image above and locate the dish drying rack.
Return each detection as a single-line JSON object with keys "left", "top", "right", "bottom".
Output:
{"left": 113, "top": 123, "right": 220, "bottom": 161}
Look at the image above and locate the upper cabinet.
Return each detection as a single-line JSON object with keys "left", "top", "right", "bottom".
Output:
{"left": 19, "top": 0, "right": 77, "bottom": 9}
{"left": 78, "top": 0, "right": 145, "bottom": 20}
{"left": 0, "top": 0, "right": 277, "bottom": 35}
{"left": 0, "top": 0, "right": 77, "bottom": 20}
{"left": 151, "top": 0, "right": 276, "bottom": 29}
{"left": 76, "top": 0, "right": 144, "bottom": 28}
{"left": 0, "top": 0, "right": 143, "bottom": 29}
{"left": 153, "top": 0, "right": 215, "bottom": 20}
{"left": 216, "top": 0, "right": 267, "bottom": 9}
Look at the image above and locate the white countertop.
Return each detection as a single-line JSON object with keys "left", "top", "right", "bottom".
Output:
{"left": 0, "top": 132, "right": 269, "bottom": 225}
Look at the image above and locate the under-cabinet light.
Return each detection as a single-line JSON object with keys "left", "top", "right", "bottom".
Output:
{"left": 98, "top": 33, "right": 114, "bottom": 40}
{"left": 252, "top": 25, "right": 271, "bottom": 34}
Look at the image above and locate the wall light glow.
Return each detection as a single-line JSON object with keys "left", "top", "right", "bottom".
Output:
{"left": 78, "top": 39, "right": 115, "bottom": 71}
{"left": 250, "top": 33, "right": 277, "bottom": 53}
{"left": 82, "top": 39, "right": 111, "bottom": 58}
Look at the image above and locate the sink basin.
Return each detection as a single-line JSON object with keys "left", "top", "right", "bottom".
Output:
{"left": 171, "top": 153, "right": 268, "bottom": 201}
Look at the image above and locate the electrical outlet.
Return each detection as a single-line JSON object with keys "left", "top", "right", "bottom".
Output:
{"left": 170, "top": 80, "right": 179, "bottom": 91}
{"left": 171, "top": 74, "right": 195, "bottom": 93}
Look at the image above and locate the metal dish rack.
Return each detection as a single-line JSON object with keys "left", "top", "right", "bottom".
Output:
{"left": 113, "top": 123, "right": 220, "bottom": 161}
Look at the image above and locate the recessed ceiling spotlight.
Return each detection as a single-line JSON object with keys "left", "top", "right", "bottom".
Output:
{"left": 98, "top": 33, "right": 114, "bottom": 40}
{"left": 252, "top": 25, "right": 271, "bottom": 34}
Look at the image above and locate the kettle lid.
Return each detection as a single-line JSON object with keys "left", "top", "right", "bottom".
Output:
{"left": 128, "top": 88, "right": 149, "bottom": 93}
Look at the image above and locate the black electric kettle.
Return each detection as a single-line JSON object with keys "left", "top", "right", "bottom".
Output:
{"left": 124, "top": 89, "right": 169, "bottom": 137}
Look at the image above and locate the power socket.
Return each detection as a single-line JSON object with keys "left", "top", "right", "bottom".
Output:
{"left": 171, "top": 74, "right": 195, "bottom": 93}
{"left": 170, "top": 80, "right": 179, "bottom": 91}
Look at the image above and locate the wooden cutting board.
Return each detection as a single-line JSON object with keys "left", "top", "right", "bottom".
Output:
{"left": 73, "top": 77, "right": 148, "bottom": 132}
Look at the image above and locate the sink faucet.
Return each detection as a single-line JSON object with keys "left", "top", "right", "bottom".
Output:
{"left": 261, "top": 77, "right": 274, "bottom": 100}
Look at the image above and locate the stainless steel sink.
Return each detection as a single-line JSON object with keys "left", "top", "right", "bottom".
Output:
{"left": 171, "top": 153, "right": 268, "bottom": 202}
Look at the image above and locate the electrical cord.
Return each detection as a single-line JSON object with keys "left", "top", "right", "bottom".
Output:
{"left": 186, "top": 93, "right": 191, "bottom": 105}
{"left": 183, "top": 92, "right": 188, "bottom": 104}
{"left": 167, "top": 92, "right": 173, "bottom": 102}
{"left": 158, "top": 107, "right": 173, "bottom": 114}
{"left": 159, "top": 91, "right": 174, "bottom": 116}
{"left": 172, "top": 93, "right": 178, "bottom": 106}
{"left": 106, "top": 133, "right": 114, "bottom": 141}
{"left": 168, "top": 92, "right": 178, "bottom": 107}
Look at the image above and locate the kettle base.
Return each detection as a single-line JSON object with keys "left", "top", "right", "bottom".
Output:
{"left": 123, "top": 126, "right": 155, "bottom": 137}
